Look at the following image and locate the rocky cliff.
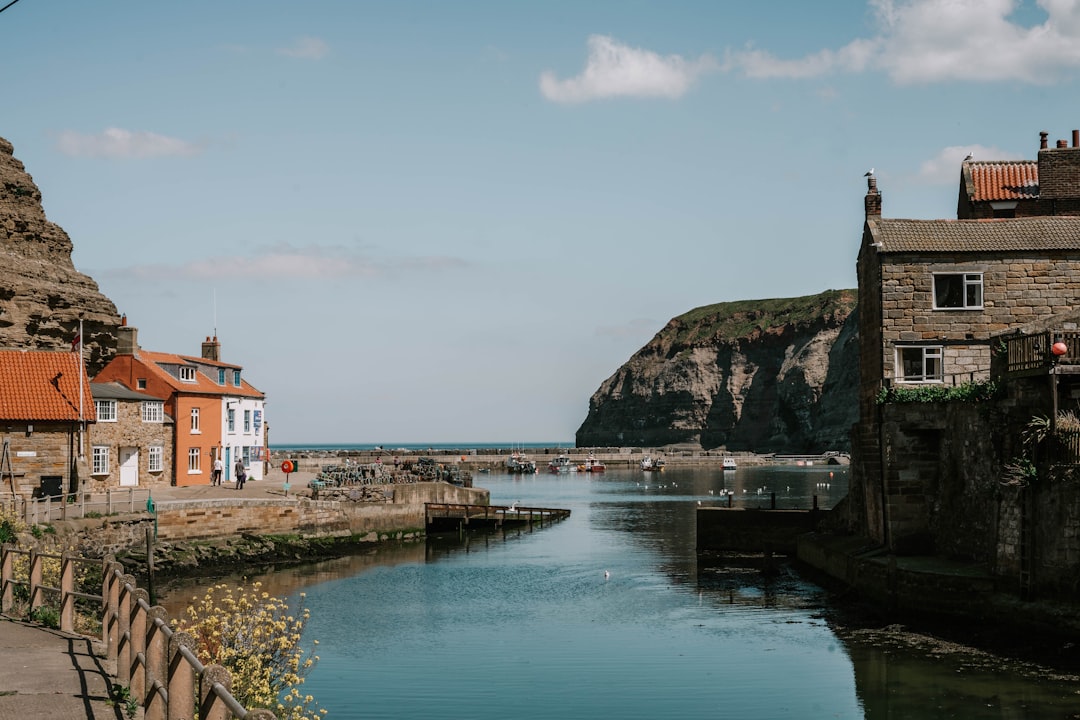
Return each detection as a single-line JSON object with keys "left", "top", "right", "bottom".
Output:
{"left": 0, "top": 137, "right": 121, "bottom": 372}
{"left": 576, "top": 290, "right": 859, "bottom": 453}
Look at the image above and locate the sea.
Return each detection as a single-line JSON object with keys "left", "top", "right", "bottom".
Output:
{"left": 159, "top": 464, "right": 1080, "bottom": 720}
{"left": 272, "top": 442, "right": 573, "bottom": 452}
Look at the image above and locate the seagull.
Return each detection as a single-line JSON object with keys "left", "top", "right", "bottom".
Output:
{"left": 864, "top": 168, "right": 875, "bottom": 177}
{"left": 604, "top": 570, "right": 610, "bottom": 580}
{"left": 964, "top": 153, "right": 974, "bottom": 161}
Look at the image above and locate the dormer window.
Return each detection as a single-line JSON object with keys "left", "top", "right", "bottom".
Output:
{"left": 179, "top": 366, "right": 197, "bottom": 383}
{"left": 218, "top": 368, "right": 226, "bottom": 385}
{"left": 233, "top": 369, "right": 241, "bottom": 386}
{"left": 933, "top": 272, "right": 983, "bottom": 310}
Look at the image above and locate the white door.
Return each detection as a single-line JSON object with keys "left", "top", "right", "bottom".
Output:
{"left": 119, "top": 447, "right": 139, "bottom": 487}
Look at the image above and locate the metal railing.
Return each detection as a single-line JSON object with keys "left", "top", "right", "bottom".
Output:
{"left": 0, "top": 546, "right": 276, "bottom": 719}
{"left": 0, "top": 488, "right": 152, "bottom": 524}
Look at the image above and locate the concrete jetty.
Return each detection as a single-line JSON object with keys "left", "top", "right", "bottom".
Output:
{"left": 0, "top": 617, "right": 117, "bottom": 720}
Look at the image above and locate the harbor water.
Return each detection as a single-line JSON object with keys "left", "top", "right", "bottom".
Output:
{"left": 161, "top": 465, "right": 1080, "bottom": 719}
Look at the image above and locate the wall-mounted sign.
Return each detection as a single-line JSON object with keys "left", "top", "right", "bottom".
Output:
{"left": 16, "top": 451, "right": 37, "bottom": 457}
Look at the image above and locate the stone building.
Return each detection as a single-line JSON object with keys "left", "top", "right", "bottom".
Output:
{"left": 848, "top": 129, "right": 1080, "bottom": 599}
{"left": 86, "top": 381, "right": 174, "bottom": 491}
{"left": 0, "top": 349, "right": 95, "bottom": 497}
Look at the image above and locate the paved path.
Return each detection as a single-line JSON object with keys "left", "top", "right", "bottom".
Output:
{"left": 0, "top": 617, "right": 120, "bottom": 720}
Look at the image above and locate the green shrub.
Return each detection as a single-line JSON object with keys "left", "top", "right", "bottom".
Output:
{"left": 876, "top": 380, "right": 1000, "bottom": 405}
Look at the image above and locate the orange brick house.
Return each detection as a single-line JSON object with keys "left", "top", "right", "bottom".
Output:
{"left": 93, "top": 324, "right": 266, "bottom": 487}
{"left": 0, "top": 349, "right": 96, "bottom": 497}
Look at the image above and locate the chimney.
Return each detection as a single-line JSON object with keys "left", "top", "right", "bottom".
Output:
{"left": 1058, "top": 139, "right": 1068, "bottom": 148}
{"left": 117, "top": 325, "right": 138, "bottom": 356}
{"left": 1041, "top": 131, "right": 1049, "bottom": 150}
{"left": 864, "top": 175, "right": 881, "bottom": 217}
{"left": 1073, "top": 129, "right": 1079, "bottom": 148}
{"left": 202, "top": 335, "right": 221, "bottom": 361}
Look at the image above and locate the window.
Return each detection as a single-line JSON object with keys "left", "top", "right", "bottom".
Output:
{"left": 242, "top": 446, "right": 252, "bottom": 464}
{"left": 218, "top": 368, "right": 226, "bottom": 385}
{"left": 95, "top": 400, "right": 117, "bottom": 422}
{"left": 137, "top": 378, "right": 147, "bottom": 390}
{"left": 227, "top": 407, "right": 236, "bottom": 432}
{"left": 142, "top": 401, "right": 164, "bottom": 423}
{"left": 191, "top": 407, "right": 201, "bottom": 433}
{"left": 897, "top": 346, "right": 943, "bottom": 383}
{"left": 933, "top": 273, "right": 983, "bottom": 309}
{"left": 233, "top": 369, "right": 241, "bottom": 386}
{"left": 92, "top": 446, "right": 110, "bottom": 475}
{"left": 188, "top": 447, "right": 201, "bottom": 473}
{"left": 244, "top": 410, "right": 251, "bottom": 433}
{"left": 179, "top": 366, "right": 197, "bottom": 382}
{"left": 148, "top": 445, "right": 163, "bottom": 472}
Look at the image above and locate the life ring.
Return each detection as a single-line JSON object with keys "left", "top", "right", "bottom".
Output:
{"left": 281, "top": 460, "right": 295, "bottom": 474}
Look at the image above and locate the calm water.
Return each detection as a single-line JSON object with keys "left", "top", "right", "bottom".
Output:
{"left": 161, "top": 465, "right": 1080, "bottom": 720}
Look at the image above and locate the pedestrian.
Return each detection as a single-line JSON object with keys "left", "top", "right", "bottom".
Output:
{"left": 212, "top": 457, "right": 223, "bottom": 486}
{"left": 235, "top": 459, "right": 246, "bottom": 490}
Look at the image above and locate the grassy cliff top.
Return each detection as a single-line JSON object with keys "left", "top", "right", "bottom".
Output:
{"left": 668, "top": 289, "right": 857, "bottom": 345}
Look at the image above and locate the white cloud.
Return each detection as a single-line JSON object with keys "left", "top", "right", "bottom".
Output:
{"left": 918, "top": 143, "right": 1026, "bottom": 183}
{"left": 55, "top": 128, "right": 202, "bottom": 158}
{"left": 113, "top": 244, "right": 467, "bottom": 281}
{"left": 725, "top": 0, "right": 1080, "bottom": 84}
{"left": 540, "top": 35, "right": 718, "bottom": 103}
{"left": 276, "top": 36, "right": 329, "bottom": 60}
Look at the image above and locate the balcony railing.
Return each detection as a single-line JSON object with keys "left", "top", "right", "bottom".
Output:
{"left": 1003, "top": 330, "right": 1080, "bottom": 373}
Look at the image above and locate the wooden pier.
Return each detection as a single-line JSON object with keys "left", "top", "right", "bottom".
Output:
{"left": 425, "top": 502, "right": 570, "bottom": 534}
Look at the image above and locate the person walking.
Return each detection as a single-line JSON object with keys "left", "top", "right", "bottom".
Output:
{"left": 212, "top": 457, "right": 223, "bottom": 486}
{"left": 235, "top": 459, "right": 246, "bottom": 490}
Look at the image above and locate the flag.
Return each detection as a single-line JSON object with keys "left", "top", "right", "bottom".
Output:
{"left": 71, "top": 332, "right": 81, "bottom": 353}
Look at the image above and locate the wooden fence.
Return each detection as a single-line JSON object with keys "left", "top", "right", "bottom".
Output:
{"left": 0, "top": 545, "right": 276, "bottom": 719}
{"left": 0, "top": 488, "right": 152, "bottom": 524}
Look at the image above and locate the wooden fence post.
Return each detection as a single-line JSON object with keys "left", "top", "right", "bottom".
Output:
{"left": 28, "top": 547, "right": 41, "bottom": 612}
{"left": 128, "top": 588, "right": 149, "bottom": 703}
{"left": 200, "top": 664, "right": 232, "bottom": 720}
{"left": 117, "top": 573, "right": 138, "bottom": 686}
{"left": 106, "top": 560, "right": 122, "bottom": 662}
{"left": 143, "top": 606, "right": 170, "bottom": 720}
{"left": 60, "top": 552, "right": 75, "bottom": 632}
{"left": 1, "top": 544, "right": 12, "bottom": 613}
{"left": 167, "top": 630, "right": 197, "bottom": 720}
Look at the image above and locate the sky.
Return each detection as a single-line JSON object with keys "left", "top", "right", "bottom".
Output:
{"left": 3, "top": 0, "right": 1080, "bottom": 444}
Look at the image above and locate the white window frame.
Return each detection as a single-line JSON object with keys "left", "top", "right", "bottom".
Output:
{"left": 148, "top": 445, "right": 163, "bottom": 472}
{"left": 227, "top": 407, "right": 236, "bottom": 432}
{"left": 932, "top": 272, "right": 983, "bottom": 310}
{"left": 188, "top": 447, "right": 201, "bottom": 473}
{"left": 191, "top": 407, "right": 201, "bottom": 433}
{"left": 137, "top": 378, "right": 147, "bottom": 390}
{"left": 92, "top": 446, "right": 110, "bottom": 475}
{"left": 896, "top": 345, "right": 944, "bottom": 384}
{"left": 179, "top": 366, "right": 197, "bottom": 383}
{"left": 244, "top": 409, "right": 251, "bottom": 433}
{"left": 142, "top": 401, "right": 164, "bottom": 423}
{"left": 95, "top": 400, "right": 117, "bottom": 422}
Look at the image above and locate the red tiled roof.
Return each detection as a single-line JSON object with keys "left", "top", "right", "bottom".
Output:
{"left": 138, "top": 350, "right": 264, "bottom": 398}
{"left": 968, "top": 160, "right": 1039, "bottom": 201}
{"left": 867, "top": 216, "right": 1080, "bottom": 253}
{"left": 0, "top": 350, "right": 96, "bottom": 422}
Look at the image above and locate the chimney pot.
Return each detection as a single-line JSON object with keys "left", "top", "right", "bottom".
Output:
{"left": 1058, "top": 139, "right": 1068, "bottom": 148}
{"left": 1041, "top": 131, "right": 1049, "bottom": 149}
{"left": 1073, "top": 130, "right": 1079, "bottom": 148}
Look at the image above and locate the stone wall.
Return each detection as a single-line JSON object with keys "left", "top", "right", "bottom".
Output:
{"left": 86, "top": 399, "right": 174, "bottom": 491}
{"left": 0, "top": 422, "right": 87, "bottom": 496}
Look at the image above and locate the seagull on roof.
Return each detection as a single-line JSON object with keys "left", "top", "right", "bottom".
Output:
{"left": 964, "top": 153, "right": 974, "bottom": 161}
{"left": 863, "top": 168, "right": 874, "bottom": 177}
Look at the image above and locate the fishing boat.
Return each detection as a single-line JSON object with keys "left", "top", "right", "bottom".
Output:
{"left": 722, "top": 456, "right": 737, "bottom": 470}
{"left": 548, "top": 454, "right": 574, "bottom": 473}
{"left": 640, "top": 456, "right": 665, "bottom": 471}
{"left": 580, "top": 455, "right": 606, "bottom": 473}
{"left": 507, "top": 452, "right": 537, "bottom": 474}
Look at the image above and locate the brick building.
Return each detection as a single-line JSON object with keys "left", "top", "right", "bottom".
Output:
{"left": 0, "top": 349, "right": 95, "bottom": 498}
{"left": 93, "top": 324, "right": 266, "bottom": 487}
{"left": 86, "top": 381, "right": 174, "bottom": 490}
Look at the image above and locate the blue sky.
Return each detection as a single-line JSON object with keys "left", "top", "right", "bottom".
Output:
{"left": 3, "top": 0, "right": 1079, "bottom": 444}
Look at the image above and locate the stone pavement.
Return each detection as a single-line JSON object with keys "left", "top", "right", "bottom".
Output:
{"left": 0, "top": 616, "right": 120, "bottom": 720}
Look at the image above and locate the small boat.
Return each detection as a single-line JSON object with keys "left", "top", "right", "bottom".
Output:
{"left": 548, "top": 454, "right": 574, "bottom": 473}
{"left": 722, "top": 457, "right": 737, "bottom": 470}
{"left": 581, "top": 455, "right": 606, "bottom": 473}
{"left": 641, "top": 456, "right": 665, "bottom": 471}
{"left": 507, "top": 452, "right": 537, "bottom": 474}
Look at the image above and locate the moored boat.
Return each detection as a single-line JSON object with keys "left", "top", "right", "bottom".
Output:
{"left": 640, "top": 456, "right": 665, "bottom": 471}
{"left": 581, "top": 455, "right": 606, "bottom": 473}
{"left": 507, "top": 452, "right": 537, "bottom": 474}
{"left": 722, "top": 456, "right": 737, "bottom": 470}
{"left": 548, "top": 454, "right": 574, "bottom": 473}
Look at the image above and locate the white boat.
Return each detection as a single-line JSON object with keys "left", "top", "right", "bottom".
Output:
{"left": 580, "top": 455, "right": 606, "bottom": 473}
{"left": 507, "top": 452, "right": 537, "bottom": 474}
{"left": 641, "top": 456, "right": 665, "bottom": 471}
{"left": 722, "top": 457, "right": 737, "bottom": 470}
{"left": 548, "top": 454, "right": 574, "bottom": 473}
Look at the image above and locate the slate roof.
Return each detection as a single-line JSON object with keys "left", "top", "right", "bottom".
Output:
{"left": 967, "top": 160, "right": 1039, "bottom": 201}
{"left": 138, "top": 350, "right": 264, "bottom": 398}
{"left": 90, "top": 381, "right": 166, "bottom": 402}
{"left": 867, "top": 216, "right": 1080, "bottom": 253}
{"left": 0, "top": 350, "right": 96, "bottom": 422}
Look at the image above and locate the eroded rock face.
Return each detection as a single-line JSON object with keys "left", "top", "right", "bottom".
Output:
{"left": 0, "top": 136, "right": 121, "bottom": 372}
{"left": 576, "top": 290, "right": 859, "bottom": 453}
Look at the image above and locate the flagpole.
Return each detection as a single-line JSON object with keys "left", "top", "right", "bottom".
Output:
{"left": 78, "top": 318, "right": 84, "bottom": 460}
